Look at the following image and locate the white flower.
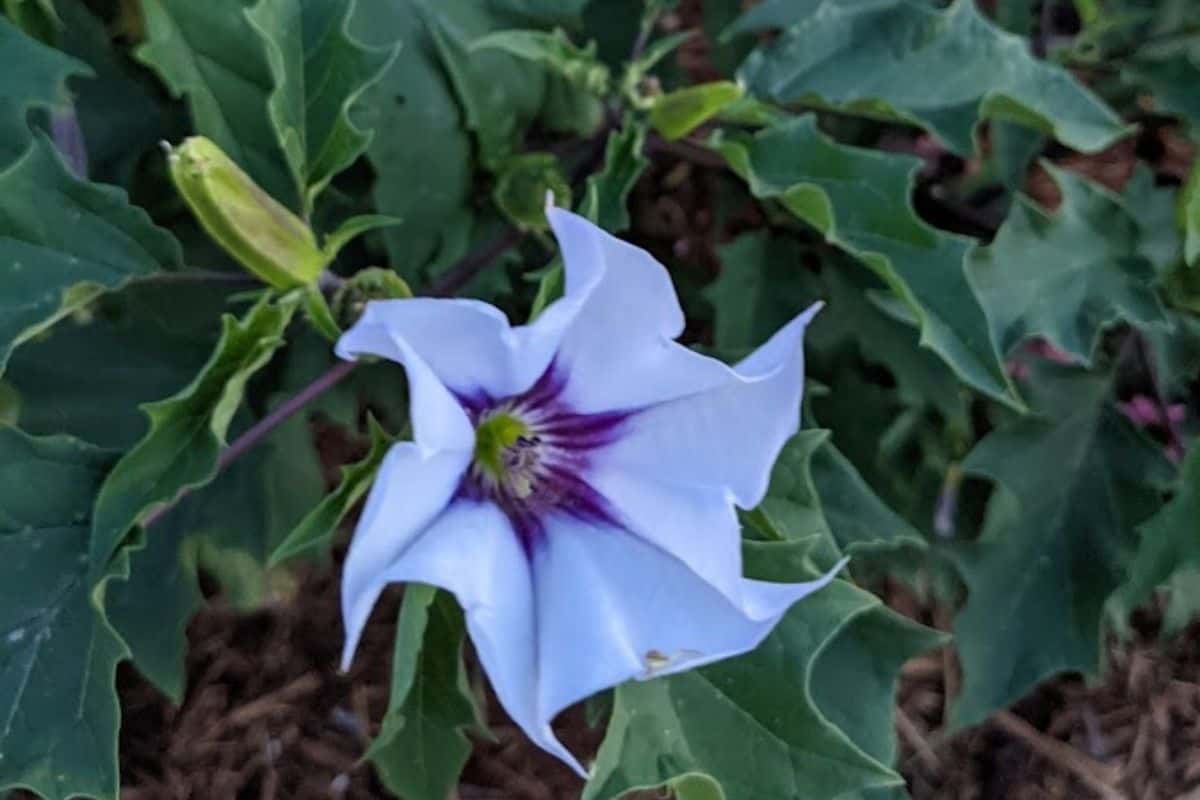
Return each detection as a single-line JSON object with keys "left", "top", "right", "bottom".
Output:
{"left": 336, "top": 208, "right": 836, "bottom": 775}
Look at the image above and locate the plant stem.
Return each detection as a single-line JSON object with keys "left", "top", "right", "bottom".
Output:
{"left": 424, "top": 226, "right": 525, "bottom": 298}
{"left": 138, "top": 268, "right": 261, "bottom": 286}
{"left": 141, "top": 359, "right": 358, "bottom": 529}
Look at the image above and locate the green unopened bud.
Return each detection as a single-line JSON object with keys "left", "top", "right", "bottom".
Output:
{"left": 332, "top": 266, "right": 413, "bottom": 329}
{"left": 168, "top": 136, "right": 326, "bottom": 289}
{"left": 493, "top": 153, "right": 571, "bottom": 231}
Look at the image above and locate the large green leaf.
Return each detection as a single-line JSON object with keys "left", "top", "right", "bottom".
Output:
{"left": 968, "top": 165, "right": 1168, "bottom": 363}
{"left": 0, "top": 14, "right": 89, "bottom": 166}
{"left": 0, "top": 428, "right": 128, "bottom": 800}
{"left": 707, "top": 230, "right": 822, "bottom": 353}
{"left": 106, "top": 333, "right": 332, "bottom": 699}
{"left": 0, "top": 137, "right": 182, "bottom": 377}
{"left": 816, "top": 264, "right": 969, "bottom": 429}
{"left": 106, "top": 431, "right": 322, "bottom": 700}
{"left": 753, "top": 429, "right": 927, "bottom": 566}
{"left": 246, "top": 0, "right": 398, "bottom": 212}
{"left": 5, "top": 283, "right": 227, "bottom": 450}
{"left": 49, "top": 0, "right": 166, "bottom": 186}
{"left": 1124, "top": 55, "right": 1200, "bottom": 133}
{"left": 734, "top": 0, "right": 1125, "bottom": 155}
{"left": 136, "top": 0, "right": 296, "bottom": 206}
{"left": 88, "top": 294, "right": 298, "bottom": 575}
{"left": 421, "top": 1, "right": 548, "bottom": 170}
{"left": 349, "top": 0, "right": 473, "bottom": 280}
{"left": 950, "top": 362, "right": 1175, "bottom": 727}
{"left": 711, "top": 116, "right": 1018, "bottom": 406}
{"left": 811, "top": 604, "right": 948, "bottom": 790}
{"left": 367, "top": 584, "right": 480, "bottom": 800}
{"left": 1122, "top": 446, "right": 1200, "bottom": 611}
{"left": 584, "top": 559, "right": 904, "bottom": 800}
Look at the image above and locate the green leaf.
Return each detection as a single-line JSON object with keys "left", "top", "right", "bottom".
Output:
{"left": 473, "top": 27, "right": 609, "bottom": 94}
{"left": 816, "top": 263, "right": 969, "bottom": 429}
{"left": 532, "top": 119, "right": 648, "bottom": 319}
{"left": 1124, "top": 55, "right": 1200, "bottom": 133}
{"left": 1123, "top": 165, "right": 1181, "bottom": 275}
{"left": 0, "top": 428, "right": 128, "bottom": 800}
{"left": 0, "top": 14, "right": 88, "bottom": 166}
{"left": 3, "top": 0, "right": 60, "bottom": 42}
{"left": 711, "top": 116, "right": 1019, "bottom": 407}
{"left": 811, "top": 438, "right": 928, "bottom": 561}
{"left": 49, "top": 0, "right": 166, "bottom": 187}
{"left": 493, "top": 152, "right": 571, "bottom": 231}
{"left": 270, "top": 416, "right": 393, "bottom": 565}
{"left": 88, "top": 294, "right": 299, "bottom": 576}
{"left": 950, "top": 361, "right": 1175, "bottom": 728}
{"left": 0, "top": 136, "right": 182, "bottom": 377}
{"left": 756, "top": 430, "right": 927, "bottom": 564}
{"left": 1182, "top": 156, "right": 1200, "bottom": 268}
{"left": 136, "top": 0, "right": 296, "bottom": 206}
{"left": 811, "top": 604, "right": 948, "bottom": 776}
{"left": 735, "top": 0, "right": 1126, "bottom": 155}
{"left": 584, "top": 566, "right": 903, "bottom": 800}
{"left": 246, "top": 0, "right": 399, "bottom": 213}
{"left": 349, "top": 0, "right": 473, "bottom": 280}
{"left": 650, "top": 80, "right": 743, "bottom": 141}
{"left": 321, "top": 213, "right": 404, "bottom": 261}
{"left": 106, "top": 436, "right": 319, "bottom": 700}
{"left": 969, "top": 165, "right": 1169, "bottom": 363}
{"left": 707, "top": 230, "right": 822, "bottom": 353}
{"left": 422, "top": 1, "right": 548, "bottom": 170}
{"left": 367, "top": 584, "right": 480, "bottom": 800}
{"left": 5, "top": 283, "right": 226, "bottom": 450}
{"left": 579, "top": 117, "right": 648, "bottom": 233}
{"left": 107, "top": 338, "right": 332, "bottom": 699}
{"left": 1122, "top": 446, "right": 1200, "bottom": 612}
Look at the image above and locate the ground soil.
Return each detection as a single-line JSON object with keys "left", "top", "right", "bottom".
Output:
{"left": 107, "top": 550, "right": 1200, "bottom": 800}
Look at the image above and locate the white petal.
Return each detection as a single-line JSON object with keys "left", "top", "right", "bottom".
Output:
{"left": 340, "top": 443, "right": 471, "bottom": 667}
{"left": 336, "top": 293, "right": 591, "bottom": 402}
{"left": 586, "top": 464, "right": 745, "bottom": 605}
{"left": 343, "top": 497, "right": 586, "bottom": 775}
{"left": 595, "top": 304, "right": 822, "bottom": 507}
{"left": 533, "top": 514, "right": 840, "bottom": 728}
{"left": 545, "top": 208, "right": 734, "bottom": 411}
{"left": 336, "top": 317, "right": 475, "bottom": 453}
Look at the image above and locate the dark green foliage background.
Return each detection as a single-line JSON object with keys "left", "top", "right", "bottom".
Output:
{"left": 1, "top": 0, "right": 1198, "bottom": 798}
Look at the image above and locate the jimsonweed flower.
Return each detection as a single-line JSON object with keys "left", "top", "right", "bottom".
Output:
{"left": 336, "top": 207, "right": 837, "bottom": 775}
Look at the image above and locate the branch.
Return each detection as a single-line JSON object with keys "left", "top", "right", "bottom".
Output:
{"left": 423, "top": 226, "right": 525, "bottom": 298}
{"left": 141, "top": 359, "right": 358, "bottom": 529}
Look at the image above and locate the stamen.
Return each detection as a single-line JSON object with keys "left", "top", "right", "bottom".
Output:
{"left": 462, "top": 362, "right": 634, "bottom": 552}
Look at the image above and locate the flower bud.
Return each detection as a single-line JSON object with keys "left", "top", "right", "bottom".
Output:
{"left": 167, "top": 137, "right": 326, "bottom": 288}
{"left": 332, "top": 267, "right": 412, "bottom": 329}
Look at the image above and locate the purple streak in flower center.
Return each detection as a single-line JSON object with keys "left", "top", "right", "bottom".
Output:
{"left": 457, "top": 361, "right": 631, "bottom": 554}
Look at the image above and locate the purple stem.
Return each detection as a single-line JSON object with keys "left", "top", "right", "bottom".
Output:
{"left": 141, "top": 359, "right": 358, "bottom": 529}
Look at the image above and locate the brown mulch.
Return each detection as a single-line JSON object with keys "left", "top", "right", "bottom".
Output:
{"left": 106, "top": 551, "right": 1200, "bottom": 800}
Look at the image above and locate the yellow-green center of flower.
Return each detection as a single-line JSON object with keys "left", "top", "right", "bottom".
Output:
{"left": 473, "top": 412, "right": 530, "bottom": 479}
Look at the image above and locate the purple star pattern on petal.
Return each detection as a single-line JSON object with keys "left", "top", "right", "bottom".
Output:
{"left": 334, "top": 207, "right": 840, "bottom": 776}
